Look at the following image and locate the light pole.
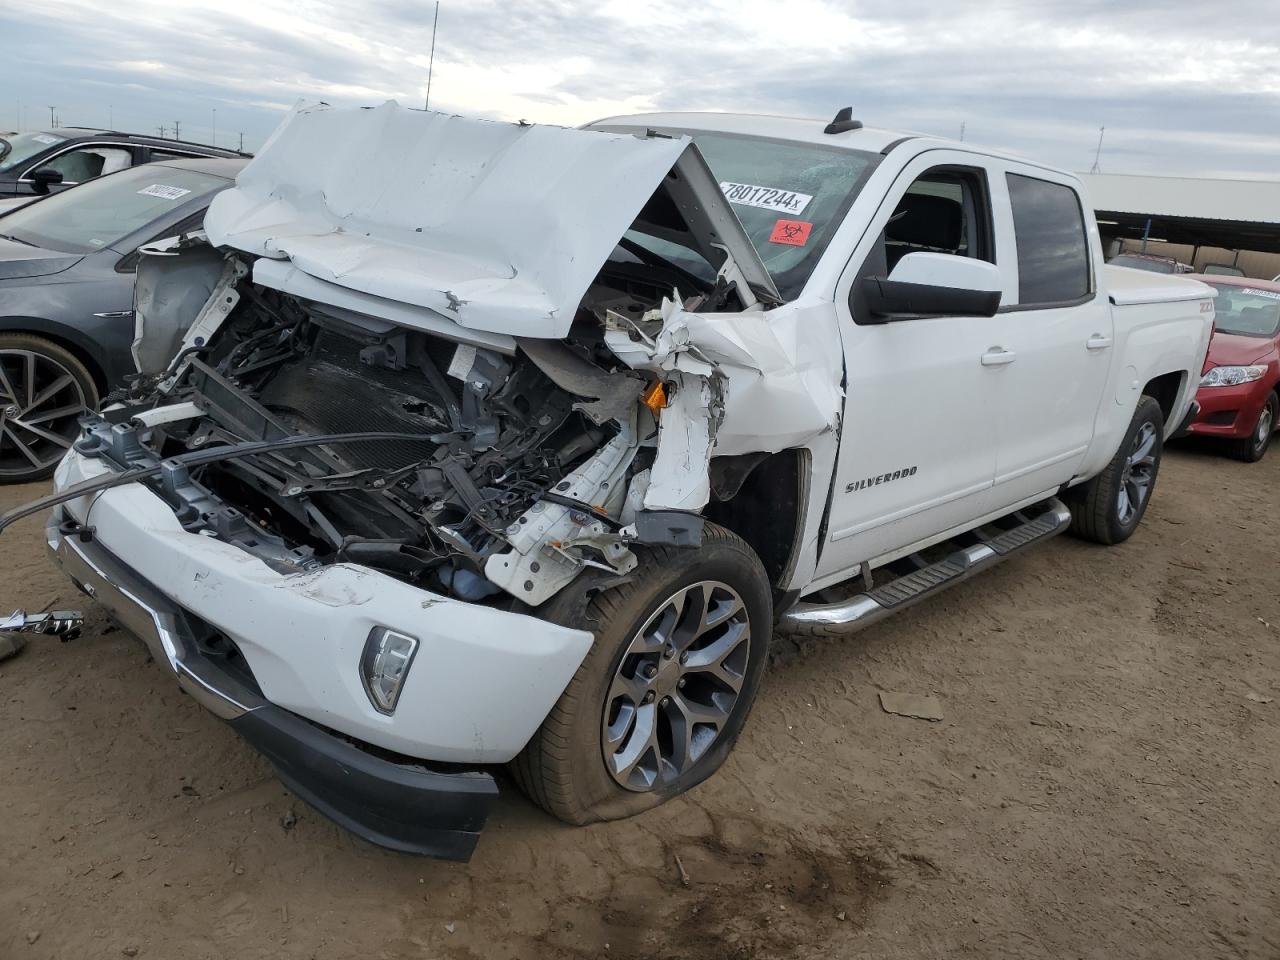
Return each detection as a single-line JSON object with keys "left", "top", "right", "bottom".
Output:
{"left": 425, "top": 1, "right": 439, "bottom": 110}
{"left": 212, "top": 108, "right": 217, "bottom": 146}
{"left": 47, "top": 105, "right": 55, "bottom": 128}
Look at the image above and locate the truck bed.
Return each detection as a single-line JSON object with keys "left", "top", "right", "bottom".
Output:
{"left": 1105, "top": 264, "right": 1214, "bottom": 306}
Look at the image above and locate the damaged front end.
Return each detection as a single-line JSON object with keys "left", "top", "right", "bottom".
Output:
{"left": 39, "top": 102, "right": 832, "bottom": 615}
{"left": 7, "top": 103, "right": 847, "bottom": 859}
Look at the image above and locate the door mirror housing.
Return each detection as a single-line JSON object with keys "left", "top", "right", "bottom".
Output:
{"left": 29, "top": 167, "right": 64, "bottom": 195}
{"left": 861, "top": 252, "right": 1003, "bottom": 321}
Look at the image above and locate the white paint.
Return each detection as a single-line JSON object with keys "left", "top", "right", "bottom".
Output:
{"left": 887, "top": 251, "right": 1003, "bottom": 294}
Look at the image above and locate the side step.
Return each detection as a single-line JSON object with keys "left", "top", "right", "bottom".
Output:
{"left": 779, "top": 498, "right": 1072, "bottom": 635}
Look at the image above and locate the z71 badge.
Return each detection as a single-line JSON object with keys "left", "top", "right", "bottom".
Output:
{"left": 846, "top": 466, "right": 918, "bottom": 493}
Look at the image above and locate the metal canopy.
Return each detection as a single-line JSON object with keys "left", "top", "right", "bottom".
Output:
{"left": 1080, "top": 172, "right": 1280, "bottom": 254}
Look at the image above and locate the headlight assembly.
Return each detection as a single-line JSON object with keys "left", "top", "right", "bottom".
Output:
{"left": 1200, "top": 365, "right": 1266, "bottom": 388}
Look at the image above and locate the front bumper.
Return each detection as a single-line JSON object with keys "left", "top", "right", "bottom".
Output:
{"left": 47, "top": 516, "right": 497, "bottom": 859}
{"left": 50, "top": 449, "right": 593, "bottom": 764}
{"left": 1188, "top": 382, "right": 1269, "bottom": 439}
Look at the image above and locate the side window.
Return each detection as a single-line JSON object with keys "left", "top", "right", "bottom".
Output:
{"left": 38, "top": 147, "right": 133, "bottom": 184}
{"left": 884, "top": 169, "right": 994, "bottom": 273}
{"left": 148, "top": 149, "right": 198, "bottom": 162}
{"left": 849, "top": 166, "right": 995, "bottom": 325}
{"left": 1006, "top": 173, "right": 1091, "bottom": 305}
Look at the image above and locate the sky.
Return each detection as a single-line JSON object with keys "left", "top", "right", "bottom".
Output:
{"left": 2, "top": 0, "right": 1278, "bottom": 179}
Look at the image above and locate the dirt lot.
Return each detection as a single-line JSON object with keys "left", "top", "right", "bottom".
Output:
{"left": 2, "top": 443, "right": 1277, "bottom": 960}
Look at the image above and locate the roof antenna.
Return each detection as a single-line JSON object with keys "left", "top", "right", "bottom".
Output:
{"left": 1090, "top": 126, "right": 1105, "bottom": 174}
{"left": 824, "top": 106, "right": 863, "bottom": 135}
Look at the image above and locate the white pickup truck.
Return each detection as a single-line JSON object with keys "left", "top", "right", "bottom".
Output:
{"left": 1, "top": 104, "right": 1213, "bottom": 860}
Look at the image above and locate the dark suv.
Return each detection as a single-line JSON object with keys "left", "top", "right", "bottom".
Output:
{"left": 0, "top": 128, "right": 248, "bottom": 198}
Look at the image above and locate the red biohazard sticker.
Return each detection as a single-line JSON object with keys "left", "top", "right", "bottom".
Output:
{"left": 769, "top": 219, "right": 813, "bottom": 246}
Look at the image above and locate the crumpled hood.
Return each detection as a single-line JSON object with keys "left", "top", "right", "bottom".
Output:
{"left": 0, "top": 237, "right": 82, "bottom": 280}
{"left": 205, "top": 101, "right": 770, "bottom": 339}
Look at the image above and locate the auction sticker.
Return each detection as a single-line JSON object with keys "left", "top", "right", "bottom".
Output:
{"left": 719, "top": 181, "right": 812, "bottom": 216}
{"left": 31, "top": 134, "right": 64, "bottom": 145}
{"left": 768, "top": 219, "right": 813, "bottom": 246}
{"left": 137, "top": 184, "right": 191, "bottom": 200}
{"left": 1242, "top": 288, "right": 1280, "bottom": 300}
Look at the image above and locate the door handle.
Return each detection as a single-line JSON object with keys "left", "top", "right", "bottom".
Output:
{"left": 1086, "top": 334, "right": 1113, "bottom": 350}
{"left": 981, "top": 347, "right": 1017, "bottom": 366}
{"left": 92, "top": 310, "right": 134, "bottom": 319}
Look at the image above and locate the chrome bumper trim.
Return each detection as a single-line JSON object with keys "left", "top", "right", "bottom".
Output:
{"left": 46, "top": 516, "right": 261, "bottom": 720}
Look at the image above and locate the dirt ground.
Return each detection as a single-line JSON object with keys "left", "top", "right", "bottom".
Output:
{"left": 2, "top": 442, "right": 1277, "bottom": 960}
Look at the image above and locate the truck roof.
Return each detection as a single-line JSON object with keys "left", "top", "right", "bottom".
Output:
{"left": 588, "top": 110, "right": 916, "bottom": 153}
{"left": 586, "top": 110, "right": 1068, "bottom": 178}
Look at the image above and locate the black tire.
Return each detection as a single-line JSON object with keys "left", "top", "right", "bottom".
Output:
{"left": 1226, "top": 392, "right": 1277, "bottom": 463}
{"left": 511, "top": 523, "right": 772, "bottom": 825}
{"left": 1066, "top": 395, "right": 1164, "bottom": 545}
{"left": 0, "top": 333, "right": 98, "bottom": 484}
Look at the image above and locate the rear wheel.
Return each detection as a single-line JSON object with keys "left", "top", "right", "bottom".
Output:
{"left": 1227, "top": 392, "right": 1276, "bottom": 463}
{"left": 0, "top": 334, "right": 97, "bottom": 484}
{"left": 1067, "top": 395, "right": 1164, "bottom": 545}
{"left": 511, "top": 523, "right": 772, "bottom": 825}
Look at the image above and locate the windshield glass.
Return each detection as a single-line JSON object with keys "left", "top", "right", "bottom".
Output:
{"left": 0, "top": 132, "right": 69, "bottom": 175}
{"left": 621, "top": 130, "right": 879, "bottom": 300}
{"left": 0, "top": 164, "right": 229, "bottom": 254}
{"left": 1208, "top": 283, "right": 1280, "bottom": 338}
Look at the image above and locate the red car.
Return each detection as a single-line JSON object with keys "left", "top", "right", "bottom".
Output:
{"left": 1187, "top": 275, "right": 1280, "bottom": 461}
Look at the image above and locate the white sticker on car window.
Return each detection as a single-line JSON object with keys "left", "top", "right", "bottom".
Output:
{"left": 719, "top": 181, "right": 813, "bottom": 216}
{"left": 89, "top": 238, "right": 105, "bottom": 246}
{"left": 32, "top": 134, "right": 64, "bottom": 145}
{"left": 1241, "top": 287, "right": 1280, "bottom": 300}
{"left": 137, "top": 184, "right": 191, "bottom": 200}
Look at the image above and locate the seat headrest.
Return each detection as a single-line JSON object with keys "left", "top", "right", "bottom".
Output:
{"left": 887, "top": 193, "right": 963, "bottom": 250}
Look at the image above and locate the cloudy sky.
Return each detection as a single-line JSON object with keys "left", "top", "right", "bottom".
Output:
{"left": 2, "top": 0, "right": 1277, "bottom": 178}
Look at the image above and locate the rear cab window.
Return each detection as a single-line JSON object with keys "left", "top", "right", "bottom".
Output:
{"left": 1005, "top": 173, "right": 1093, "bottom": 306}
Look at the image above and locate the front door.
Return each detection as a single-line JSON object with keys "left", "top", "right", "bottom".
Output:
{"left": 814, "top": 153, "right": 1017, "bottom": 582}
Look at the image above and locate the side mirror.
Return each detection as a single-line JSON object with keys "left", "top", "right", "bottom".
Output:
{"left": 29, "top": 167, "right": 64, "bottom": 195}
{"left": 861, "top": 252, "right": 1003, "bottom": 321}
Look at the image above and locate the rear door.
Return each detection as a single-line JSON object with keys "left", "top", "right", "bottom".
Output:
{"left": 984, "top": 166, "right": 1112, "bottom": 507}
{"left": 815, "top": 151, "right": 1018, "bottom": 580}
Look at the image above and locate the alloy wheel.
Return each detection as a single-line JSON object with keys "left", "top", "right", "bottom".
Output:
{"left": 0, "top": 349, "right": 88, "bottom": 479}
{"left": 602, "top": 580, "right": 752, "bottom": 792}
{"left": 1254, "top": 403, "right": 1275, "bottom": 453}
{"left": 1116, "top": 421, "right": 1158, "bottom": 525}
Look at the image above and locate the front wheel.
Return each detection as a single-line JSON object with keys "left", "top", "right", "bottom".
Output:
{"left": 511, "top": 523, "right": 772, "bottom": 825}
{"left": 1067, "top": 395, "right": 1165, "bottom": 545}
{"left": 1227, "top": 392, "right": 1277, "bottom": 463}
{"left": 0, "top": 334, "right": 98, "bottom": 484}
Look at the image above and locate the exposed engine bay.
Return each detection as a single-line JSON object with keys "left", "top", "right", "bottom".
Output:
{"left": 85, "top": 261, "right": 743, "bottom": 608}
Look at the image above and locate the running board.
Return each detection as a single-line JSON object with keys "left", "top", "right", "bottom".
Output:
{"left": 780, "top": 498, "right": 1072, "bottom": 634}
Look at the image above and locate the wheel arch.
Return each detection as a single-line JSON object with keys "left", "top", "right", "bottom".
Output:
{"left": 0, "top": 317, "right": 109, "bottom": 395}
{"left": 703, "top": 448, "right": 810, "bottom": 592}
{"left": 1141, "top": 370, "right": 1186, "bottom": 425}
